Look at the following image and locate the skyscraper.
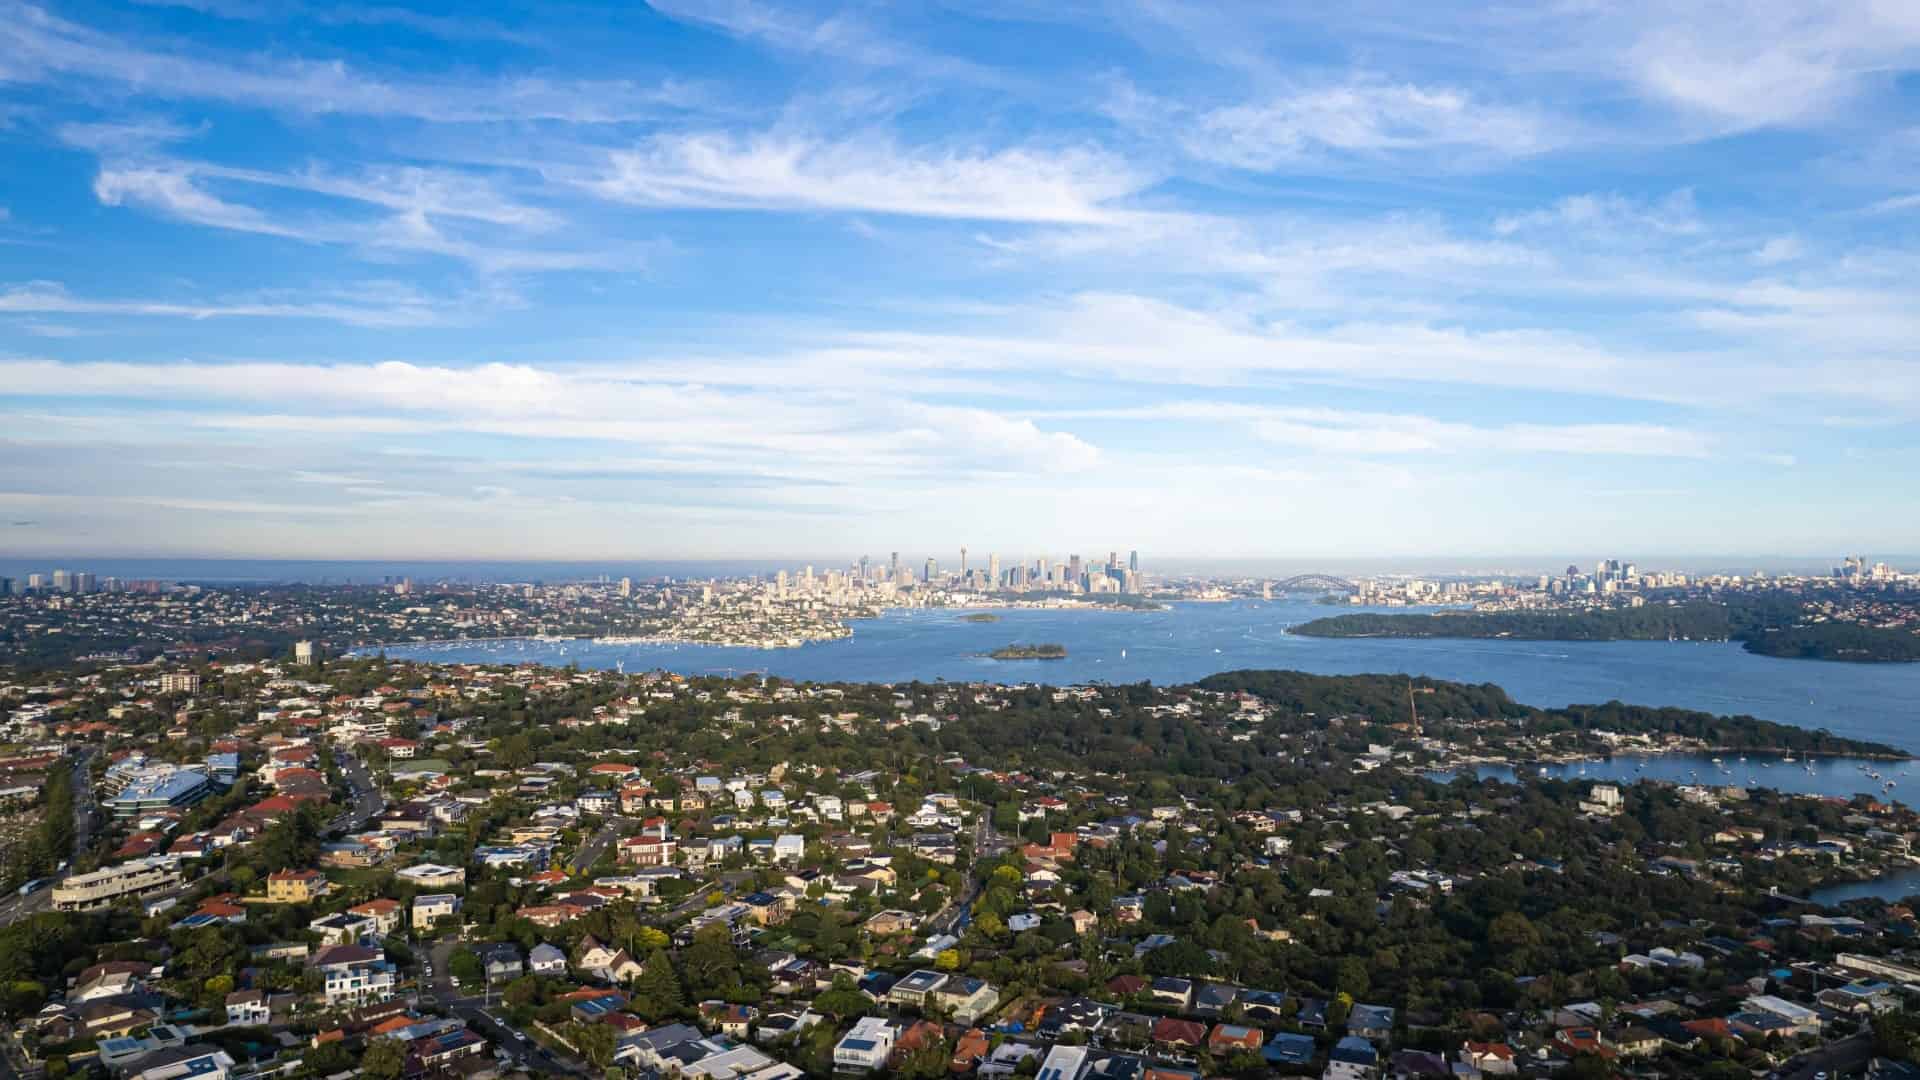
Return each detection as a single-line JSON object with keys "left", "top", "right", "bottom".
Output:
{"left": 890, "top": 552, "right": 899, "bottom": 578}
{"left": 923, "top": 557, "right": 936, "bottom": 583}
{"left": 988, "top": 553, "right": 1000, "bottom": 588}
{"left": 1129, "top": 550, "right": 1139, "bottom": 573}
{"left": 960, "top": 547, "right": 968, "bottom": 577}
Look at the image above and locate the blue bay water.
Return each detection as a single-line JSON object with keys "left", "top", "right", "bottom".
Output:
{"left": 1431, "top": 755, "right": 1920, "bottom": 812}
{"left": 370, "top": 598, "right": 1920, "bottom": 750}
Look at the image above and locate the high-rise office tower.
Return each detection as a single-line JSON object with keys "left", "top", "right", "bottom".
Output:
{"left": 890, "top": 552, "right": 899, "bottom": 578}
{"left": 924, "top": 557, "right": 936, "bottom": 583}
{"left": 619, "top": 576, "right": 632, "bottom": 598}
{"left": 1129, "top": 550, "right": 1139, "bottom": 573}
{"left": 52, "top": 569, "right": 71, "bottom": 592}
{"left": 988, "top": 553, "right": 1000, "bottom": 587}
{"left": 960, "top": 547, "right": 968, "bottom": 577}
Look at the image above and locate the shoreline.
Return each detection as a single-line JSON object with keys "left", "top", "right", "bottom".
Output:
{"left": 354, "top": 601, "right": 1171, "bottom": 654}
{"left": 1440, "top": 745, "right": 1915, "bottom": 768}
{"left": 1289, "top": 622, "right": 1920, "bottom": 666}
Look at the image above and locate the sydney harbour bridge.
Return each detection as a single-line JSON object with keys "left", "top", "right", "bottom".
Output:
{"left": 1270, "top": 573, "right": 1357, "bottom": 593}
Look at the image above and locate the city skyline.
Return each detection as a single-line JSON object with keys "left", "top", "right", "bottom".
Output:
{"left": 3, "top": 3, "right": 1920, "bottom": 558}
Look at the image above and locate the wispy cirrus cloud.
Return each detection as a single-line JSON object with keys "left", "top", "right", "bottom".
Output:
{"left": 83, "top": 156, "right": 606, "bottom": 272}
{"left": 1619, "top": 1, "right": 1920, "bottom": 128}
{"left": 93, "top": 165, "right": 307, "bottom": 238}
{"left": 0, "top": 280, "right": 459, "bottom": 327}
{"left": 1039, "top": 401, "right": 1713, "bottom": 458}
{"left": 0, "top": 357, "right": 1104, "bottom": 479}
{"left": 1103, "top": 71, "right": 1564, "bottom": 173}
{"left": 1493, "top": 190, "right": 1702, "bottom": 238}
{"left": 582, "top": 132, "right": 1150, "bottom": 223}
{"left": 1, "top": 1, "right": 698, "bottom": 123}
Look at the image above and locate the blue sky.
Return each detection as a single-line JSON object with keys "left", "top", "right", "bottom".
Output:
{"left": 1, "top": 1, "right": 1918, "bottom": 562}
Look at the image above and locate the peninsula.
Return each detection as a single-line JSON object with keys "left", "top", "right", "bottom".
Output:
{"left": 1293, "top": 600, "right": 1920, "bottom": 663}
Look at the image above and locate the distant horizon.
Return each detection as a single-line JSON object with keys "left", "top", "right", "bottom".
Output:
{"left": 3, "top": 551, "right": 1912, "bottom": 586}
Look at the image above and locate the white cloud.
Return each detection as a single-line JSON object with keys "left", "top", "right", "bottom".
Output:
{"left": 1494, "top": 191, "right": 1701, "bottom": 238}
{"left": 0, "top": 280, "right": 451, "bottom": 327}
{"left": 1119, "top": 77, "right": 1558, "bottom": 171}
{"left": 585, "top": 132, "right": 1148, "bottom": 223}
{"left": 1623, "top": 2, "right": 1920, "bottom": 128}
{"left": 0, "top": 358, "right": 1107, "bottom": 482}
{"left": 94, "top": 165, "right": 306, "bottom": 238}
{"left": 84, "top": 158, "right": 603, "bottom": 272}
{"left": 1752, "top": 235, "right": 1804, "bottom": 264}
{"left": 1866, "top": 193, "right": 1920, "bottom": 215}
{"left": 2, "top": 1, "right": 697, "bottom": 123}
{"left": 55, "top": 117, "right": 201, "bottom": 153}
{"left": 191, "top": 161, "right": 561, "bottom": 230}
{"left": 1042, "top": 402, "right": 1712, "bottom": 459}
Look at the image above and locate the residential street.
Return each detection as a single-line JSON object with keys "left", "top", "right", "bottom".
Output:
{"left": 423, "top": 938, "right": 586, "bottom": 1077}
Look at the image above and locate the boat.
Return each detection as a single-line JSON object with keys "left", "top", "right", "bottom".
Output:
{"left": 1711, "top": 757, "right": 1723, "bottom": 765}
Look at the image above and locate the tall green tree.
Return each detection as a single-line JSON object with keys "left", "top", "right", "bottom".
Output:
{"left": 633, "top": 947, "right": 683, "bottom": 1021}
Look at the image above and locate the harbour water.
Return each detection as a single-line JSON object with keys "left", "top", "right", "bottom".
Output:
{"left": 368, "top": 598, "right": 1920, "bottom": 751}
{"left": 1809, "top": 867, "right": 1920, "bottom": 906}
{"left": 1429, "top": 753, "right": 1920, "bottom": 806}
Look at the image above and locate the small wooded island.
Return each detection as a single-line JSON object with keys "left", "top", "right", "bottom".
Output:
{"left": 960, "top": 613, "right": 1001, "bottom": 623}
{"left": 988, "top": 642, "right": 1067, "bottom": 659}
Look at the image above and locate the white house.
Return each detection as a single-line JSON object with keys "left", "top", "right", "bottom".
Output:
{"left": 320, "top": 956, "right": 396, "bottom": 1006}
{"left": 396, "top": 863, "right": 465, "bottom": 889}
{"left": 529, "top": 942, "right": 567, "bottom": 976}
{"left": 1036, "top": 1045, "right": 1089, "bottom": 1080}
{"left": 833, "top": 1017, "right": 899, "bottom": 1072}
{"left": 224, "top": 990, "right": 270, "bottom": 1027}
{"left": 772, "top": 834, "right": 806, "bottom": 864}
